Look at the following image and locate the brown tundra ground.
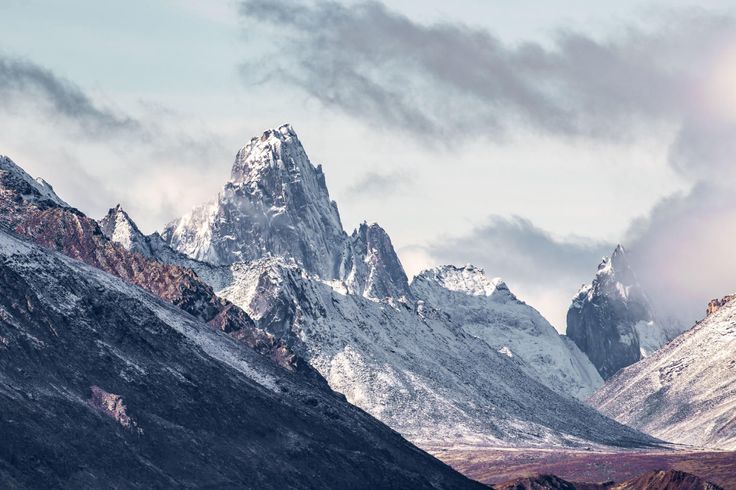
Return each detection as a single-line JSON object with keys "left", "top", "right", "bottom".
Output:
{"left": 429, "top": 448, "right": 736, "bottom": 489}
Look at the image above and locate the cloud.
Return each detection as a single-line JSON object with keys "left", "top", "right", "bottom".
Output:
{"left": 0, "top": 55, "right": 230, "bottom": 232}
{"left": 626, "top": 182, "right": 736, "bottom": 325}
{"left": 427, "top": 216, "right": 611, "bottom": 285}
{"left": 344, "top": 171, "right": 409, "bottom": 199}
{"left": 0, "top": 56, "right": 146, "bottom": 140}
{"left": 239, "top": 1, "right": 736, "bottom": 143}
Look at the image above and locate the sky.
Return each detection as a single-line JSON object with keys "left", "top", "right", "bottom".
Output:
{"left": 2, "top": 0, "right": 736, "bottom": 331}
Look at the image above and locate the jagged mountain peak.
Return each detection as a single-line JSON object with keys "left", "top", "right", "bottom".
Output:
{"left": 413, "top": 264, "right": 513, "bottom": 300}
{"left": 231, "top": 123, "right": 304, "bottom": 182}
{"left": 98, "top": 204, "right": 152, "bottom": 257}
{"left": 567, "top": 244, "right": 669, "bottom": 380}
{"left": 0, "top": 155, "right": 68, "bottom": 207}
{"left": 163, "top": 124, "right": 346, "bottom": 276}
{"left": 596, "top": 244, "right": 637, "bottom": 288}
{"left": 342, "top": 221, "right": 412, "bottom": 302}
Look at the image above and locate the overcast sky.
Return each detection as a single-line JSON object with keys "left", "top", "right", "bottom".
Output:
{"left": 2, "top": 0, "right": 736, "bottom": 331}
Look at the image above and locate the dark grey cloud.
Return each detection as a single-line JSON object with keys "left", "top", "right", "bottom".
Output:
{"left": 420, "top": 215, "right": 613, "bottom": 330}
{"left": 344, "top": 171, "right": 409, "bottom": 199}
{"left": 428, "top": 215, "right": 612, "bottom": 288}
{"left": 0, "top": 55, "right": 226, "bottom": 160}
{"left": 239, "top": 1, "right": 735, "bottom": 143}
{"left": 0, "top": 56, "right": 147, "bottom": 140}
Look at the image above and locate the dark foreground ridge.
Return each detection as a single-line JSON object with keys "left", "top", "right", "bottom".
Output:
{"left": 0, "top": 229, "right": 483, "bottom": 489}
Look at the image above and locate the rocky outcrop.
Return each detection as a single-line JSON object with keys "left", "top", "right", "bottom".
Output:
{"left": 89, "top": 386, "right": 142, "bottom": 433}
{"left": 0, "top": 229, "right": 483, "bottom": 489}
{"left": 341, "top": 221, "right": 413, "bottom": 302}
{"left": 495, "top": 474, "right": 582, "bottom": 490}
{"left": 567, "top": 245, "right": 667, "bottom": 380}
{"left": 0, "top": 155, "right": 297, "bottom": 370}
{"left": 495, "top": 470, "right": 722, "bottom": 490}
{"left": 614, "top": 470, "right": 722, "bottom": 490}
{"left": 706, "top": 294, "right": 736, "bottom": 317}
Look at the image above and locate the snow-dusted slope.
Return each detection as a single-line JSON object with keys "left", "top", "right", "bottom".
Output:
{"left": 410, "top": 265, "right": 603, "bottom": 400}
{"left": 212, "top": 258, "right": 656, "bottom": 449}
{"left": 159, "top": 125, "right": 657, "bottom": 449}
{"left": 590, "top": 296, "right": 736, "bottom": 450}
{"left": 567, "top": 245, "right": 670, "bottom": 380}
{"left": 99, "top": 204, "right": 153, "bottom": 257}
{"left": 0, "top": 229, "right": 483, "bottom": 489}
{"left": 0, "top": 155, "right": 67, "bottom": 207}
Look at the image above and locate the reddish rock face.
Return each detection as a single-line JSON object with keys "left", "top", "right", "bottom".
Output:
{"left": 89, "top": 386, "right": 142, "bottom": 433}
{"left": 706, "top": 295, "right": 736, "bottom": 317}
{"left": 0, "top": 157, "right": 296, "bottom": 370}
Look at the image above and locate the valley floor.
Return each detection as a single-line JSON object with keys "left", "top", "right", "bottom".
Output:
{"left": 429, "top": 447, "right": 736, "bottom": 489}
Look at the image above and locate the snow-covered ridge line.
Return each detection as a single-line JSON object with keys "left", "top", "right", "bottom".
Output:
{"left": 0, "top": 155, "right": 68, "bottom": 207}
{"left": 590, "top": 294, "right": 736, "bottom": 450}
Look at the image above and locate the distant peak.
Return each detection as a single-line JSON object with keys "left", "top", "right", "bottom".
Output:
{"left": 596, "top": 244, "right": 631, "bottom": 277}
{"left": 99, "top": 204, "right": 147, "bottom": 253}
{"left": 416, "top": 264, "right": 510, "bottom": 298}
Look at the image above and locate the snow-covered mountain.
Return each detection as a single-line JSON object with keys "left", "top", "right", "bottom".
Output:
{"left": 0, "top": 228, "right": 482, "bottom": 489}
{"left": 589, "top": 295, "right": 736, "bottom": 450}
{"left": 161, "top": 125, "right": 410, "bottom": 303}
{"left": 567, "top": 245, "right": 671, "bottom": 380}
{"left": 410, "top": 265, "right": 603, "bottom": 400}
{"left": 98, "top": 203, "right": 215, "bottom": 272}
{"left": 159, "top": 125, "right": 655, "bottom": 449}
{"left": 211, "top": 257, "right": 654, "bottom": 449}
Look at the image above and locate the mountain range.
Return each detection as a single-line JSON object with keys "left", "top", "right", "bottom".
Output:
{"left": 2, "top": 123, "right": 736, "bottom": 488}
{"left": 145, "top": 125, "right": 650, "bottom": 449}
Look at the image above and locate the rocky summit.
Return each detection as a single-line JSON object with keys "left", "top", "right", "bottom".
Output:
{"left": 566, "top": 245, "right": 670, "bottom": 380}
